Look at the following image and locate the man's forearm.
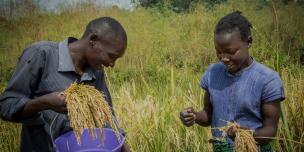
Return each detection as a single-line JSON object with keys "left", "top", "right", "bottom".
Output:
{"left": 19, "top": 96, "right": 48, "bottom": 119}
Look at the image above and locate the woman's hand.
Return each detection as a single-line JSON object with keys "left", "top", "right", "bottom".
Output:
{"left": 226, "top": 123, "right": 249, "bottom": 139}
{"left": 180, "top": 107, "right": 197, "bottom": 127}
{"left": 121, "top": 143, "right": 131, "bottom": 152}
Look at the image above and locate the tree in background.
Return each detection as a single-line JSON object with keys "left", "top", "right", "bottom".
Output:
{"left": 135, "top": 0, "right": 303, "bottom": 12}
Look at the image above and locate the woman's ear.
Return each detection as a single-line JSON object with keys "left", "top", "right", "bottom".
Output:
{"left": 247, "top": 36, "right": 253, "bottom": 48}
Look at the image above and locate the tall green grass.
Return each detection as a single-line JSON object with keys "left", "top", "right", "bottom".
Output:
{"left": 0, "top": 0, "right": 303, "bottom": 151}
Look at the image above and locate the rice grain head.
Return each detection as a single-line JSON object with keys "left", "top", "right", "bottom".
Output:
{"left": 219, "top": 122, "right": 258, "bottom": 152}
{"left": 64, "top": 82, "right": 120, "bottom": 144}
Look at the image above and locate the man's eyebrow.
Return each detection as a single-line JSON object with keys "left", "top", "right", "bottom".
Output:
{"left": 109, "top": 52, "right": 121, "bottom": 58}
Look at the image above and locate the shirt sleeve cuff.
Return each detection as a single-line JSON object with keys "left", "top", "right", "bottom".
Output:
{"left": 13, "top": 97, "right": 44, "bottom": 126}
{"left": 10, "top": 97, "right": 28, "bottom": 122}
{"left": 262, "top": 94, "right": 285, "bottom": 103}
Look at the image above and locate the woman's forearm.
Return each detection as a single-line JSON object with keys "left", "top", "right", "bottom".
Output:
{"left": 194, "top": 109, "right": 211, "bottom": 126}
{"left": 254, "top": 126, "right": 277, "bottom": 144}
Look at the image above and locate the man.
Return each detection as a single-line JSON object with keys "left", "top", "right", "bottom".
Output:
{"left": 0, "top": 17, "right": 130, "bottom": 152}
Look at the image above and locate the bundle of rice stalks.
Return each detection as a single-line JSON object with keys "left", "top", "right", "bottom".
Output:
{"left": 219, "top": 122, "right": 258, "bottom": 152}
{"left": 64, "top": 82, "right": 120, "bottom": 144}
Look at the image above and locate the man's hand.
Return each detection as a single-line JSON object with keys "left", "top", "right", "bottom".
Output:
{"left": 19, "top": 92, "right": 67, "bottom": 119}
{"left": 41, "top": 92, "right": 67, "bottom": 113}
{"left": 179, "top": 107, "right": 197, "bottom": 127}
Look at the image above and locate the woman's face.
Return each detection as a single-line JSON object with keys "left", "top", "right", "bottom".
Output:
{"left": 214, "top": 30, "right": 252, "bottom": 74}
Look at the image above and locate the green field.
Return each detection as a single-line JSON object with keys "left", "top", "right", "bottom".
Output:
{"left": 0, "top": 0, "right": 304, "bottom": 151}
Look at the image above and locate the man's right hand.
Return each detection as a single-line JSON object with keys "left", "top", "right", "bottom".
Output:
{"left": 41, "top": 92, "right": 67, "bottom": 113}
{"left": 179, "top": 107, "right": 197, "bottom": 127}
{"left": 20, "top": 92, "right": 67, "bottom": 119}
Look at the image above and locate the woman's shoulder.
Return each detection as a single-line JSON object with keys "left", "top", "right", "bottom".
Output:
{"left": 253, "top": 61, "right": 280, "bottom": 78}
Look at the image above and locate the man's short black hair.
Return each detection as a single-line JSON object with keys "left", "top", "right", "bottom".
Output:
{"left": 215, "top": 11, "right": 252, "bottom": 40}
{"left": 83, "top": 17, "right": 127, "bottom": 44}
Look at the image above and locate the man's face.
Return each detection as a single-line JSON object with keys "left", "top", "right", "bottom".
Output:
{"left": 214, "top": 30, "right": 251, "bottom": 74}
{"left": 86, "top": 36, "right": 126, "bottom": 70}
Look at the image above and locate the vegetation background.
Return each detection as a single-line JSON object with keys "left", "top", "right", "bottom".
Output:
{"left": 0, "top": 0, "right": 303, "bottom": 151}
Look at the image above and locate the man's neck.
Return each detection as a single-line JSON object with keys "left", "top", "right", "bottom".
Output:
{"left": 68, "top": 39, "right": 86, "bottom": 75}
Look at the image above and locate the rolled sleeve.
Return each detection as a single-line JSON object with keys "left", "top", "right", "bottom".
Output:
{"left": 0, "top": 46, "right": 45, "bottom": 122}
{"left": 262, "top": 73, "right": 285, "bottom": 103}
{"left": 0, "top": 96, "right": 29, "bottom": 121}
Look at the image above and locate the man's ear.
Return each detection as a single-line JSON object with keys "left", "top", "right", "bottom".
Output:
{"left": 89, "top": 33, "right": 99, "bottom": 41}
{"left": 89, "top": 33, "right": 99, "bottom": 47}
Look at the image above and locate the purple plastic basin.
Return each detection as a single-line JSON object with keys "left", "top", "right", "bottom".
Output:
{"left": 54, "top": 128, "right": 124, "bottom": 152}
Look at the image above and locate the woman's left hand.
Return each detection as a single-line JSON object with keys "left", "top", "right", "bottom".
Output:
{"left": 227, "top": 123, "right": 249, "bottom": 139}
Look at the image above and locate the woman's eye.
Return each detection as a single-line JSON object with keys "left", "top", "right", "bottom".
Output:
{"left": 228, "top": 50, "right": 237, "bottom": 55}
